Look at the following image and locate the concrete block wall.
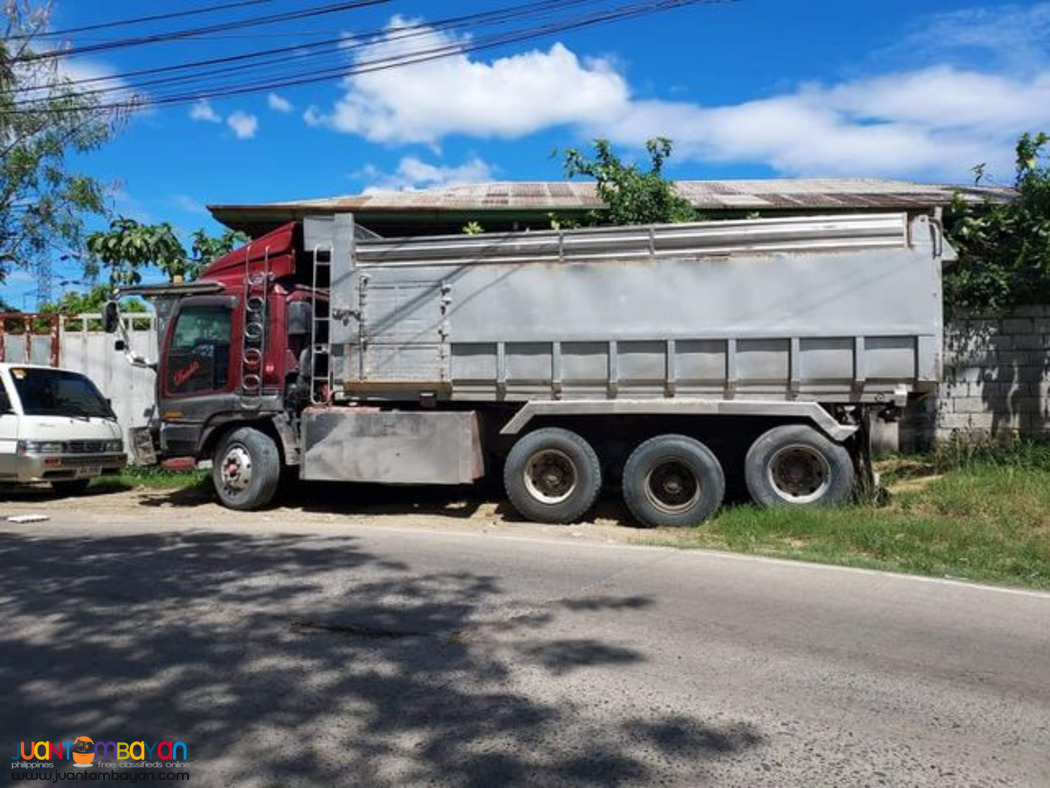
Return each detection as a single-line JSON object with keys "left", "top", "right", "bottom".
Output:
{"left": 901, "top": 305, "right": 1050, "bottom": 449}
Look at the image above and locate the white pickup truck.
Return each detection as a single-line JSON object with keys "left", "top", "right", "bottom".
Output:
{"left": 0, "top": 363, "right": 125, "bottom": 494}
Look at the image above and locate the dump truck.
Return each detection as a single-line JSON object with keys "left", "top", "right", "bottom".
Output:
{"left": 106, "top": 211, "right": 950, "bottom": 526}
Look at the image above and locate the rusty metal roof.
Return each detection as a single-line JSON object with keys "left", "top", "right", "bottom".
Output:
{"left": 209, "top": 178, "right": 1013, "bottom": 236}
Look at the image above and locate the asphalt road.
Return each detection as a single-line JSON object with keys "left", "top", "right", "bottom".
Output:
{"left": 1, "top": 512, "right": 1048, "bottom": 787}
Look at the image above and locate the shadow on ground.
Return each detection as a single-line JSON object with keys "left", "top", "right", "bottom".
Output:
{"left": 133, "top": 474, "right": 653, "bottom": 528}
{"left": 0, "top": 528, "right": 764, "bottom": 785}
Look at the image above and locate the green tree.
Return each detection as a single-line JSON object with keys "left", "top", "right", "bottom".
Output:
{"left": 39, "top": 283, "right": 148, "bottom": 329}
{"left": 188, "top": 227, "right": 249, "bottom": 280}
{"left": 40, "top": 284, "right": 145, "bottom": 315}
{"left": 86, "top": 217, "right": 248, "bottom": 285}
{"left": 945, "top": 132, "right": 1050, "bottom": 314}
{"left": 560, "top": 138, "right": 698, "bottom": 226}
{"left": 0, "top": 1, "right": 126, "bottom": 281}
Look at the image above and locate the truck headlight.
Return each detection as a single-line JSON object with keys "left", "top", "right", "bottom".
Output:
{"left": 104, "top": 440, "right": 124, "bottom": 453}
{"left": 19, "top": 441, "right": 64, "bottom": 454}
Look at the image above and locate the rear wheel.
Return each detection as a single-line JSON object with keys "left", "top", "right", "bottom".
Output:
{"left": 504, "top": 428, "right": 601, "bottom": 524}
{"left": 745, "top": 424, "right": 853, "bottom": 507}
{"left": 622, "top": 434, "right": 725, "bottom": 527}
{"left": 212, "top": 427, "right": 281, "bottom": 511}
{"left": 50, "top": 478, "right": 92, "bottom": 496}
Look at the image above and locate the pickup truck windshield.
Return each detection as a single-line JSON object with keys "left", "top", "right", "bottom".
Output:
{"left": 8, "top": 367, "right": 114, "bottom": 419}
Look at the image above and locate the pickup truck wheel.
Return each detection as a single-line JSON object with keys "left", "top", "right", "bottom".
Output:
{"left": 622, "top": 435, "right": 725, "bottom": 527}
{"left": 504, "top": 428, "right": 601, "bottom": 524}
{"left": 51, "top": 478, "right": 92, "bottom": 496}
{"left": 745, "top": 424, "right": 853, "bottom": 507}
{"left": 213, "top": 427, "right": 281, "bottom": 511}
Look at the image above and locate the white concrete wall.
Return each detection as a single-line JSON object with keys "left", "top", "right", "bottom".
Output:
{"left": 58, "top": 315, "right": 159, "bottom": 454}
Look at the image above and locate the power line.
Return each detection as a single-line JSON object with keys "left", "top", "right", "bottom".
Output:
{"left": 6, "top": 0, "right": 731, "bottom": 114}
{"left": 11, "top": 0, "right": 600, "bottom": 98}
{"left": 13, "top": 0, "right": 391, "bottom": 62}
{"left": 11, "top": 0, "right": 280, "bottom": 39}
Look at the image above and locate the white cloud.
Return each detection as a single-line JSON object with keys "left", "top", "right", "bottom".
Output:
{"left": 307, "top": 11, "right": 1050, "bottom": 181}
{"left": 360, "top": 156, "right": 495, "bottom": 193}
{"left": 601, "top": 67, "right": 1050, "bottom": 179}
{"left": 171, "top": 194, "right": 208, "bottom": 215}
{"left": 190, "top": 100, "right": 221, "bottom": 123}
{"left": 14, "top": 50, "right": 137, "bottom": 109}
{"left": 267, "top": 92, "right": 294, "bottom": 113}
{"left": 898, "top": 2, "right": 1050, "bottom": 73}
{"left": 226, "top": 110, "right": 259, "bottom": 140}
{"left": 309, "top": 17, "right": 628, "bottom": 144}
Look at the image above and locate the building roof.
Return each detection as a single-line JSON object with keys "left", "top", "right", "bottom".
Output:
{"left": 209, "top": 178, "right": 1012, "bottom": 237}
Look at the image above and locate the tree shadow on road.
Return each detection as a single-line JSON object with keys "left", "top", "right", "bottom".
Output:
{"left": 0, "top": 527, "right": 765, "bottom": 785}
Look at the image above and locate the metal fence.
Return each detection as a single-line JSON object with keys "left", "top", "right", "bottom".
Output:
{"left": 0, "top": 312, "right": 159, "bottom": 454}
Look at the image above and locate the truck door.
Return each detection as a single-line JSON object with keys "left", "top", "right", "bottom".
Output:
{"left": 158, "top": 296, "right": 238, "bottom": 456}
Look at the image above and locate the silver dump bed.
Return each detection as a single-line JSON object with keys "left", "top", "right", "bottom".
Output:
{"left": 306, "top": 212, "right": 947, "bottom": 405}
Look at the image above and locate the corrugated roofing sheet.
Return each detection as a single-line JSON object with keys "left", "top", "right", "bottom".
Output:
{"left": 213, "top": 178, "right": 1008, "bottom": 216}
{"left": 208, "top": 178, "right": 1015, "bottom": 236}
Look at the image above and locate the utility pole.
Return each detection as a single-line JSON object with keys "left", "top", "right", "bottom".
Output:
{"left": 33, "top": 257, "right": 52, "bottom": 310}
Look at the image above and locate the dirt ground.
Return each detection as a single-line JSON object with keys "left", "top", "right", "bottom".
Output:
{"left": 0, "top": 480, "right": 651, "bottom": 545}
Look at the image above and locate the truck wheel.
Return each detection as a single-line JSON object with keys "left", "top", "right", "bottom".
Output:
{"left": 51, "top": 479, "right": 92, "bottom": 496}
{"left": 213, "top": 427, "right": 281, "bottom": 511}
{"left": 622, "top": 435, "right": 725, "bottom": 527}
{"left": 504, "top": 428, "right": 601, "bottom": 524}
{"left": 745, "top": 424, "right": 853, "bottom": 507}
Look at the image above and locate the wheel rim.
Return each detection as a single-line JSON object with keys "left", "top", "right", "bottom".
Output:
{"left": 643, "top": 459, "right": 700, "bottom": 514}
{"left": 523, "top": 449, "right": 578, "bottom": 505}
{"left": 220, "top": 444, "right": 253, "bottom": 493}
{"left": 767, "top": 444, "right": 831, "bottom": 503}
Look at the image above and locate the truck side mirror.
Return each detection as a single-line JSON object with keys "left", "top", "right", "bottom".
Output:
{"left": 114, "top": 339, "right": 127, "bottom": 352}
{"left": 103, "top": 301, "right": 120, "bottom": 333}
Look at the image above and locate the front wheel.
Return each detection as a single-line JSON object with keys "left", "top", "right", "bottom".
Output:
{"left": 212, "top": 427, "right": 281, "bottom": 511}
{"left": 504, "top": 427, "right": 601, "bottom": 524}
{"left": 622, "top": 434, "right": 725, "bottom": 527}
{"left": 745, "top": 424, "right": 854, "bottom": 507}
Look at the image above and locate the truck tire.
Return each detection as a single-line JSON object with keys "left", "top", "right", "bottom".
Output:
{"left": 622, "top": 435, "right": 725, "bottom": 527}
{"left": 51, "top": 478, "right": 92, "bottom": 496}
{"left": 504, "top": 427, "right": 601, "bottom": 524}
{"left": 745, "top": 424, "right": 853, "bottom": 507}
{"left": 213, "top": 427, "right": 281, "bottom": 511}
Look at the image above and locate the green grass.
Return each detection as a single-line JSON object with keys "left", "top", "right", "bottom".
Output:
{"left": 640, "top": 444, "right": 1050, "bottom": 589}
{"left": 93, "top": 465, "right": 210, "bottom": 490}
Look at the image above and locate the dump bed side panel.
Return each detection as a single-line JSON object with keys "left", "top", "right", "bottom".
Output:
{"left": 319, "top": 213, "right": 943, "bottom": 403}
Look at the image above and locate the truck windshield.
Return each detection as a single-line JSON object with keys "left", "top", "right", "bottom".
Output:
{"left": 165, "top": 304, "right": 232, "bottom": 395}
{"left": 8, "top": 367, "right": 114, "bottom": 419}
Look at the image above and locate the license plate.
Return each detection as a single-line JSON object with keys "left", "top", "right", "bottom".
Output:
{"left": 75, "top": 466, "right": 101, "bottom": 478}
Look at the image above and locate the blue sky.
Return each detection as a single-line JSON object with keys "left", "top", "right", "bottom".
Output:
{"left": 6, "top": 0, "right": 1050, "bottom": 305}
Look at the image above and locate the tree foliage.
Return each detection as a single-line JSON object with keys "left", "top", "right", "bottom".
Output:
{"left": 0, "top": 1, "right": 124, "bottom": 281}
{"left": 945, "top": 132, "right": 1050, "bottom": 314}
{"left": 86, "top": 217, "right": 248, "bottom": 285}
{"left": 561, "top": 138, "right": 698, "bottom": 226}
{"left": 40, "top": 284, "right": 145, "bottom": 315}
